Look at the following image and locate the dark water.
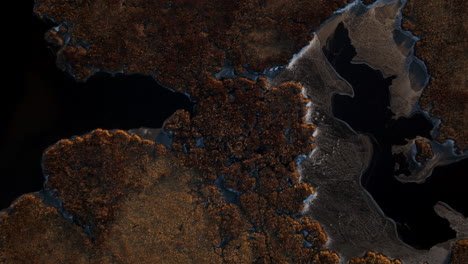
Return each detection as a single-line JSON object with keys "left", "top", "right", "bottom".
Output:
{"left": 324, "top": 23, "right": 467, "bottom": 249}
{"left": 1, "top": 1, "right": 193, "bottom": 209}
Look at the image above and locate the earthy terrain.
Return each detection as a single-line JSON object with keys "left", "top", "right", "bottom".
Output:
{"left": 1, "top": 0, "right": 466, "bottom": 263}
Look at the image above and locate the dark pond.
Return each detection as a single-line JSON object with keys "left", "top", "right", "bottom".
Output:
{"left": 1, "top": 1, "right": 193, "bottom": 209}
{"left": 324, "top": 23, "right": 467, "bottom": 249}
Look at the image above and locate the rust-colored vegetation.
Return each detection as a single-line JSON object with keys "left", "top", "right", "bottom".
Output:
{"left": 0, "top": 194, "right": 90, "bottom": 263}
{"left": 44, "top": 129, "right": 157, "bottom": 237}
{"left": 164, "top": 77, "right": 322, "bottom": 262}
{"left": 402, "top": 0, "right": 468, "bottom": 150}
{"left": 34, "top": 0, "right": 349, "bottom": 91}
{"left": 414, "top": 138, "right": 434, "bottom": 163}
{"left": 312, "top": 250, "right": 341, "bottom": 264}
{"left": 451, "top": 239, "right": 468, "bottom": 264}
{"left": 3, "top": 0, "right": 353, "bottom": 261}
{"left": 1, "top": 130, "right": 224, "bottom": 263}
{"left": 0, "top": 77, "right": 333, "bottom": 263}
{"left": 2, "top": 0, "right": 464, "bottom": 263}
